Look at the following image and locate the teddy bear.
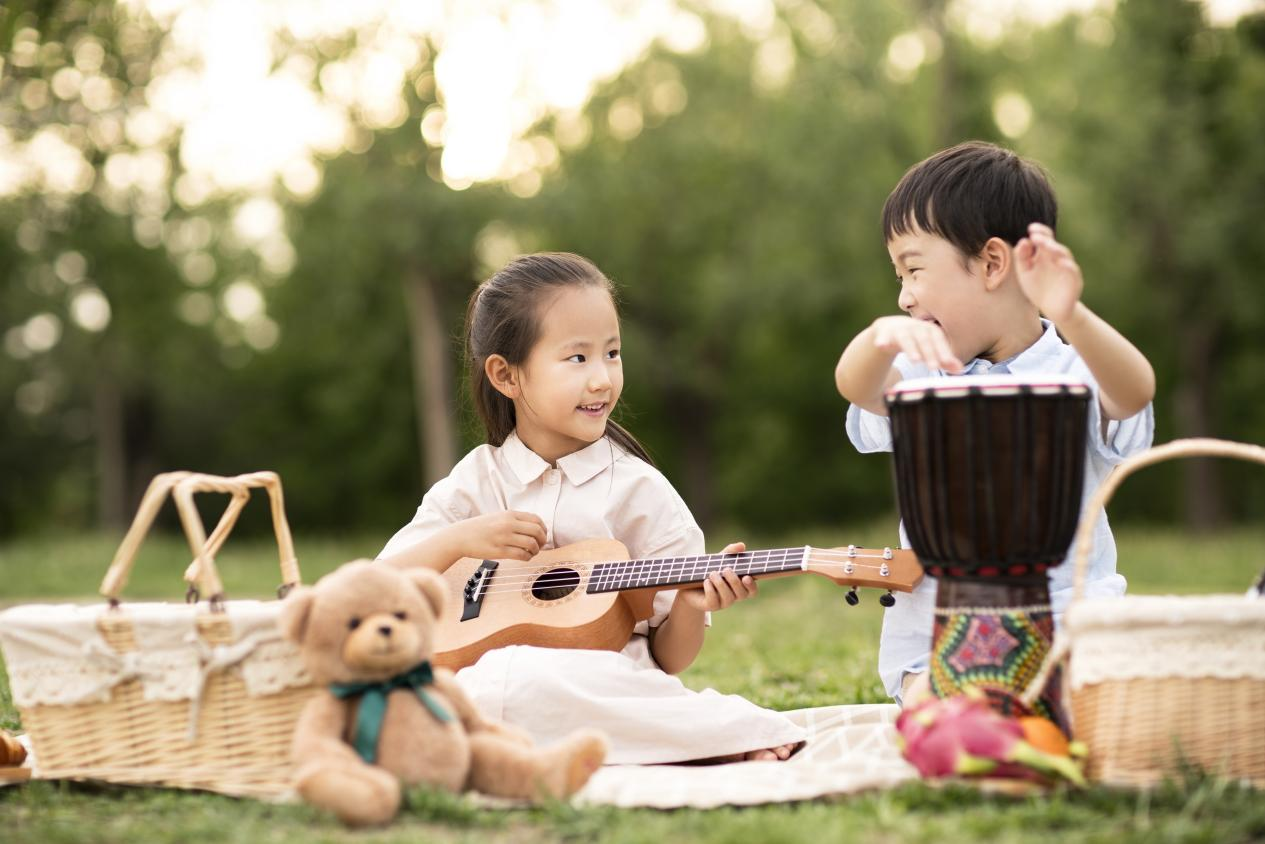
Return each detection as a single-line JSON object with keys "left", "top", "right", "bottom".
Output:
{"left": 279, "top": 559, "right": 608, "bottom": 826}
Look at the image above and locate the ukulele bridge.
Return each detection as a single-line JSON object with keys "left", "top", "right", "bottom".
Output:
{"left": 460, "top": 560, "right": 499, "bottom": 622}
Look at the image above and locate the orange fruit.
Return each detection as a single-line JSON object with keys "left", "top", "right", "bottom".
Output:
{"left": 1019, "top": 716, "right": 1070, "bottom": 756}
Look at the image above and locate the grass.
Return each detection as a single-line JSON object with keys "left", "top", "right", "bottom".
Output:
{"left": 2, "top": 523, "right": 1263, "bottom": 843}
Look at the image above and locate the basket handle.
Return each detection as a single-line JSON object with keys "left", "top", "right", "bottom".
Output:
{"left": 99, "top": 471, "right": 301, "bottom": 603}
{"left": 1068, "top": 438, "right": 1265, "bottom": 602}
{"left": 1020, "top": 437, "right": 1265, "bottom": 708}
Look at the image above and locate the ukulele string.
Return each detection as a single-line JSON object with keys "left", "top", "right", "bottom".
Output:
{"left": 465, "top": 552, "right": 905, "bottom": 597}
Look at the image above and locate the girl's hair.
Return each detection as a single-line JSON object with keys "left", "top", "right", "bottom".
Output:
{"left": 465, "top": 252, "right": 653, "bottom": 464}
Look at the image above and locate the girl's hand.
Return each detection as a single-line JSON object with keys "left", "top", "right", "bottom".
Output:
{"left": 453, "top": 511, "right": 547, "bottom": 561}
{"left": 1014, "top": 222, "right": 1083, "bottom": 323}
{"left": 675, "top": 541, "right": 759, "bottom": 613}
{"left": 871, "top": 315, "right": 963, "bottom": 373}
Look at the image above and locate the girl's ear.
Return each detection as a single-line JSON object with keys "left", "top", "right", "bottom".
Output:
{"left": 485, "top": 354, "right": 519, "bottom": 399}
{"left": 980, "top": 236, "right": 1013, "bottom": 291}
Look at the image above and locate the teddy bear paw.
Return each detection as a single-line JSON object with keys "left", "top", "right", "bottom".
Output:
{"left": 545, "top": 729, "right": 608, "bottom": 798}
{"left": 296, "top": 762, "right": 401, "bottom": 827}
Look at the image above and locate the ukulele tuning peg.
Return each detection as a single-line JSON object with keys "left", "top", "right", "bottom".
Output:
{"left": 844, "top": 587, "right": 860, "bottom": 606}
{"left": 878, "top": 590, "right": 896, "bottom": 608}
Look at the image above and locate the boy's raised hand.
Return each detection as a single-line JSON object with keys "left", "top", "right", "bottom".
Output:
{"left": 1014, "top": 223, "right": 1083, "bottom": 323}
{"left": 454, "top": 510, "right": 548, "bottom": 561}
{"left": 675, "top": 541, "right": 759, "bottom": 612}
{"left": 871, "top": 315, "right": 963, "bottom": 374}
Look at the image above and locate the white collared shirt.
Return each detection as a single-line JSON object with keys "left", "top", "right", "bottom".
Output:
{"left": 379, "top": 431, "right": 707, "bottom": 640}
{"left": 845, "top": 319, "right": 1155, "bottom": 701}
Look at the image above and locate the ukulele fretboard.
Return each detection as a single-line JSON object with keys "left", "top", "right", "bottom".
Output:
{"left": 585, "top": 548, "right": 808, "bottom": 594}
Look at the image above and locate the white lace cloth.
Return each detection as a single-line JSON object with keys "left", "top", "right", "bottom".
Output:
{"left": 0, "top": 600, "right": 309, "bottom": 709}
{"left": 1065, "top": 595, "right": 1265, "bottom": 687}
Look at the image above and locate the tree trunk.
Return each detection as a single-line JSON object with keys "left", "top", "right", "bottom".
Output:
{"left": 920, "top": 0, "right": 957, "bottom": 147}
{"left": 403, "top": 268, "right": 458, "bottom": 488}
{"left": 93, "top": 360, "right": 127, "bottom": 530}
{"left": 1172, "top": 316, "right": 1224, "bottom": 530}
{"left": 669, "top": 387, "right": 715, "bottom": 532}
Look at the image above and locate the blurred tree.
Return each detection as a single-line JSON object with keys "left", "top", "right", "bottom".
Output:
{"left": 1021, "top": 0, "right": 1265, "bottom": 526}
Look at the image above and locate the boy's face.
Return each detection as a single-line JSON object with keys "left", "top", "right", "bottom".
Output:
{"left": 888, "top": 229, "right": 998, "bottom": 365}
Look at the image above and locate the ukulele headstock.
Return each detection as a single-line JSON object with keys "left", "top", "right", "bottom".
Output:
{"left": 804, "top": 545, "right": 924, "bottom": 593}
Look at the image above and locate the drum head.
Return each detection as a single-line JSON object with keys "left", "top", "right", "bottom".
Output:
{"left": 886, "top": 374, "right": 1090, "bottom": 403}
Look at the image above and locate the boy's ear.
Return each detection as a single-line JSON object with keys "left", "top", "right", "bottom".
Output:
{"left": 980, "top": 236, "right": 1013, "bottom": 291}
{"left": 485, "top": 354, "right": 519, "bottom": 399}
{"left": 279, "top": 586, "right": 316, "bottom": 644}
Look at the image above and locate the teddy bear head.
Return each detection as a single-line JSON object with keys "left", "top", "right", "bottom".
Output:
{"left": 279, "top": 560, "right": 447, "bottom": 685}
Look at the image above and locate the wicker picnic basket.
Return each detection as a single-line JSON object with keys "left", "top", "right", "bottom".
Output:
{"left": 1024, "top": 439, "right": 1265, "bottom": 788}
{"left": 0, "top": 471, "right": 317, "bottom": 798}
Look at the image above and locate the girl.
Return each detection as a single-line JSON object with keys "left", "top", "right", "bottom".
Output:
{"left": 379, "top": 252, "right": 805, "bottom": 764}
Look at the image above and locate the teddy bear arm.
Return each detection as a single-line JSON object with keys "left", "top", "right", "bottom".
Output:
{"left": 430, "top": 670, "right": 491, "bottom": 732}
{"left": 293, "top": 692, "right": 363, "bottom": 766}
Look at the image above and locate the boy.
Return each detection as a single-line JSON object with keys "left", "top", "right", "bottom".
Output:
{"left": 835, "top": 141, "right": 1155, "bottom": 704}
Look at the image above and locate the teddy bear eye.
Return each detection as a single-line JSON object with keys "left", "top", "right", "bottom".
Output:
{"left": 393, "top": 611, "right": 407, "bottom": 620}
{"left": 348, "top": 617, "right": 362, "bottom": 630}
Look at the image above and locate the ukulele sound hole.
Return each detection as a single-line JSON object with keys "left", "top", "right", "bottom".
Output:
{"left": 531, "top": 567, "right": 581, "bottom": 601}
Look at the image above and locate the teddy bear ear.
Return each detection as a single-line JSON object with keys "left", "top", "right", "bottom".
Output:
{"left": 404, "top": 568, "right": 447, "bottom": 619}
{"left": 278, "top": 585, "right": 317, "bottom": 643}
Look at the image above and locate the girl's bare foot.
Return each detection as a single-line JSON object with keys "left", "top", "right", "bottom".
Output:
{"left": 674, "top": 741, "right": 804, "bottom": 765}
{"left": 742, "top": 742, "right": 800, "bottom": 761}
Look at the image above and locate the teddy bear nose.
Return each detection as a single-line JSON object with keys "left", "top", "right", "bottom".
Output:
{"left": 378, "top": 625, "right": 393, "bottom": 637}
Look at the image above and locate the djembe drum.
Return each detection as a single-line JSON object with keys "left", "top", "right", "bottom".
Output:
{"left": 886, "top": 375, "right": 1090, "bottom": 732}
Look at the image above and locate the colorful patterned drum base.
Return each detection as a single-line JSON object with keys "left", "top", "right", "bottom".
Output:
{"left": 931, "top": 603, "right": 1067, "bottom": 733}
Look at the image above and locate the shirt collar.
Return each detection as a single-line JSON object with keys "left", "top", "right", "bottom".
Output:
{"left": 501, "top": 431, "right": 551, "bottom": 485}
{"left": 558, "top": 436, "right": 621, "bottom": 486}
{"left": 960, "top": 319, "right": 1063, "bottom": 376}
{"left": 502, "top": 430, "right": 619, "bottom": 487}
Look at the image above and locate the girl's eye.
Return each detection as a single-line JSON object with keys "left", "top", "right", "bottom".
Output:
{"left": 606, "top": 349, "right": 620, "bottom": 360}
{"left": 567, "top": 354, "right": 586, "bottom": 363}
{"left": 348, "top": 617, "right": 362, "bottom": 630}
{"left": 393, "top": 611, "right": 407, "bottom": 620}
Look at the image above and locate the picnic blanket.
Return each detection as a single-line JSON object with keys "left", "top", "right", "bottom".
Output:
{"left": 574, "top": 703, "right": 917, "bottom": 808}
{"left": 2, "top": 704, "right": 918, "bottom": 807}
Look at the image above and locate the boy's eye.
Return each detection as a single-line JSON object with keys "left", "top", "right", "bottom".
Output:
{"left": 567, "top": 354, "right": 586, "bottom": 363}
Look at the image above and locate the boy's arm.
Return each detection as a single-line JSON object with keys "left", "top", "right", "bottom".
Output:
{"left": 835, "top": 316, "right": 962, "bottom": 415}
{"left": 1054, "top": 304, "right": 1155, "bottom": 421}
{"left": 1014, "top": 224, "right": 1155, "bottom": 420}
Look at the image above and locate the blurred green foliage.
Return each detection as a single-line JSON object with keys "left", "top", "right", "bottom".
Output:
{"left": 2, "top": 0, "right": 1264, "bottom": 541}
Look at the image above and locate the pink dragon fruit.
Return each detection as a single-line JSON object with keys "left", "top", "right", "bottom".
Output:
{"left": 895, "top": 689, "right": 1086, "bottom": 786}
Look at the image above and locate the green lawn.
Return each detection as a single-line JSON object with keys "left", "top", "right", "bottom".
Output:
{"left": 2, "top": 524, "right": 1263, "bottom": 843}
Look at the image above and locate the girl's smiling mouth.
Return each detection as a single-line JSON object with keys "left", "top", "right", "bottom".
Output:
{"left": 577, "top": 402, "right": 608, "bottom": 416}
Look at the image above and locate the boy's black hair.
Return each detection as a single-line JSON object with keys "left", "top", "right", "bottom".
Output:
{"left": 881, "top": 141, "right": 1058, "bottom": 256}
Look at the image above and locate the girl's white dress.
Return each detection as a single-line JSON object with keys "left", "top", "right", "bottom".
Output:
{"left": 380, "top": 431, "right": 806, "bottom": 763}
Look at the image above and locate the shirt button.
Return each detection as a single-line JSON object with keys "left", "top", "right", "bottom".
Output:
{"left": 545, "top": 470, "right": 560, "bottom": 485}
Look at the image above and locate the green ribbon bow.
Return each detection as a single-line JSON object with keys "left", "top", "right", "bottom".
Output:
{"left": 329, "top": 660, "right": 453, "bottom": 764}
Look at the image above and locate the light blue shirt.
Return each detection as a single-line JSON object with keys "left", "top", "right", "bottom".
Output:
{"left": 845, "top": 320, "right": 1154, "bottom": 702}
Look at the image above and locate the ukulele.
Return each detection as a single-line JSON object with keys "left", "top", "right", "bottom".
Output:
{"left": 432, "top": 539, "right": 923, "bottom": 669}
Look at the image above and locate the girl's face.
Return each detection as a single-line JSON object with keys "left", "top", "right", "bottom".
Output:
{"left": 513, "top": 285, "right": 623, "bottom": 464}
